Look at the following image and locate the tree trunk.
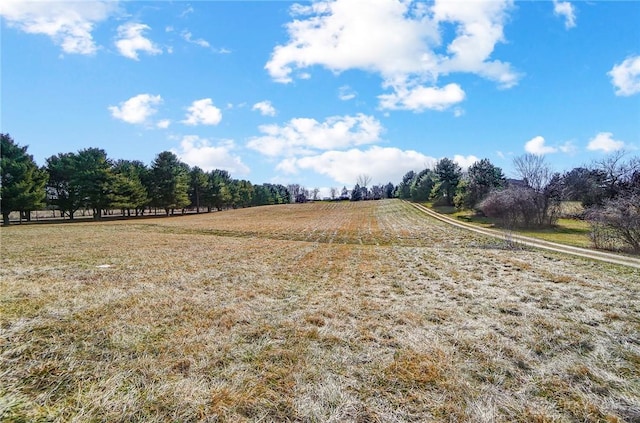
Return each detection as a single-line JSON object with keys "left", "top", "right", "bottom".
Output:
{"left": 21, "top": 211, "right": 32, "bottom": 222}
{"left": 2, "top": 211, "right": 10, "bottom": 226}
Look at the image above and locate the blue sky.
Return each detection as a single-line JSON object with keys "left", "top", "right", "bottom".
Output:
{"left": 2, "top": 0, "right": 639, "bottom": 193}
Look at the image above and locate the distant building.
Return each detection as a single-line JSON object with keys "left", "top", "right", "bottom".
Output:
{"left": 506, "top": 178, "right": 527, "bottom": 188}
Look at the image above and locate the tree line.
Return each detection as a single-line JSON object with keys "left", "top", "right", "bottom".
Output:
{"left": 1, "top": 134, "right": 291, "bottom": 225}
{"left": 3, "top": 133, "right": 638, "bottom": 252}
{"left": 394, "top": 153, "right": 639, "bottom": 253}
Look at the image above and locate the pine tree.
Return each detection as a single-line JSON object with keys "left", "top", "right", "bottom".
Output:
{"left": 1, "top": 134, "right": 48, "bottom": 225}
{"left": 150, "top": 151, "right": 190, "bottom": 215}
{"left": 433, "top": 158, "right": 462, "bottom": 206}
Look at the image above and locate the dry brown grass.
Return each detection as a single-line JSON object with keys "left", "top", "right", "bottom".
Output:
{"left": 1, "top": 199, "right": 639, "bottom": 422}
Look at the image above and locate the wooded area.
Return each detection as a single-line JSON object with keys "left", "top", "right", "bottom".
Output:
{"left": 1, "top": 134, "right": 291, "bottom": 225}
{"left": 393, "top": 152, "right": 639, "bottom": 253}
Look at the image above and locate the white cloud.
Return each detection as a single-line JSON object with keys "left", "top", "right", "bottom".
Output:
{"left": 587, "top": 132, "right": 625, "bottom": 153}
{"left": 252, "top": 101, "right": 277, "bottom": 117}
{"left": 247, "top": 114, "right": 383, "bottom": 157}
{"left": 172, "top": 136, "right": 249, "bottom": 175}
{"left": 180, "top": 6, "right": 194, "bottom": 18}
{"left": 0, "top": 0, "right": 116, "bottom": 55}
{"left": 278, "top": 146, "right": 437, "bottom": 185}
{"left": 156, "top": 119, "right": 171, "bottom": 129}
{"left": 453, "top": 155, "right": 479, "bottom": 170}
{"left": 265, "top": 0, "right": 439, "bottom": 83}
{"left": 265, "top": 0, "right": 519, "bottom": 111}
{"left": 109, "top": 94, "right": 163, "bottom": 125}
{"left": 608, "top": 55, "right": 640, "bottom": 96}
{"left": 182, "top": 98, "right": 222, "bottom": 126}
{"left": 115, "top": 22, "right": 162, "bottom": 60}
{"left": 181, "top": 30, "right": 210, "bottom": 48}
{"left": 525, "top": 136, "right": 557, "bottom": 155}
{"left": 338, "top": 85, "right": 357, "bottom": 101}
{"left": 378, "top": 83, "right": 465, "bottom": 111}
{"left": 524, "top": 136, "right": 577, "bottom": 155}
{"left": 275, "top": 158, "right": 299, "bottom": 175}
{"left": 553, "top": 0, "right": 576, "bottom": 29}
{"left": 559, "top": 140, "right": 577, "bottom": 154}
{"left": 431, "top": 0, "right": 520, "bottom": 88}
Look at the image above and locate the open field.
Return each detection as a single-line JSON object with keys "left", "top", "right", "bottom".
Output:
{"left": 1, "top": 199, "right": 639, "bottom": 422}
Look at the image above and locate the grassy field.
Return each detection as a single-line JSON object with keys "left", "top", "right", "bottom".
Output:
{"left": 1, "top": 199, "right": 639, "bottom": 422}
{"left": 434, "top": 204, "right": 593, "bottom": 249}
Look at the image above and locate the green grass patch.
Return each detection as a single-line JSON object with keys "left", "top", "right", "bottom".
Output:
{"left": 446, "top": 209, "right": 591, "bottom": 248}
{"left": 515, "top": 218, "right": 591, "bottom": 248}
{"left": 450, "top": 209, "right": 495, "bottom": 228}
{"left": 422, "top": 201, "right": 457, "bottom": 215}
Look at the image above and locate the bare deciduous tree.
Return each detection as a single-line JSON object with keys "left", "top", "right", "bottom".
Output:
{"left": 287, "top": 184, "right": 301, "bottom": 203}
{"left": 513, "top": 153, "right": 552, "bottom": 192}
{"left": 356, "top": 174, "right": 372, "bottom": 189}
{"left": 592, "top": 151, "right": 639, "bottom": 198}
{"left": 587, "top": 194, "right": 640, "bottom": 254}
{"left": 480, "top": 154, "right": 561, "bottom": 228}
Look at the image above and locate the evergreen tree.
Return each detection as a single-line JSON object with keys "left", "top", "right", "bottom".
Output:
{"left": 206, "top": 169, "right": 232, "bottom": 211}
{"left": 410, "top": 168, "right": 435, "bottom": 202}
{"left": 227, "top": 180, "right": 241, "bottom": 208}
{"left": 371, "top": 184, "right": 384, "bottom": 200}
{"left": 384, "top": 182, "right": 395, "bottom": 199}
{"left": 263, "top": 183, "right": 290, "bottom": 204}
{"left": 340, "top": 186, "right": 349, "bottom": 200}
{"left": 561, "top": 167, "right": 606, "bottom": 207}
{"left": 236, "top": 179, "right": 254, "bottom": 208}
{"left": 350, "top": 183, "right": 362, "bottom": 201}
{"left": 74, "top": 148, "right": 113, "bottom": 219}
{"left": 150, "top": 151, "right": 190, "bottom": 215}
{"left": 251, "top": 184, "right": 269, "bottom": 206}
{"left": 46, "top": 152, "right": 83, "bottom": 220}
{"left": 1, "top": 134, "right": 48, "bottom": 225}
{"left": 189, "top": 166, "right": 208, "bottom": 213}
{"left": 433, "top": 158, "right": 462, "bottom": 206}
{"left": 110, "top": 160, "right": 149, "bottom": 216}
{"left": 397, "top": 171, "right": 416, "bottom": 199}
{"left": 457, "top": 158, "right": 506, "bottom": 209}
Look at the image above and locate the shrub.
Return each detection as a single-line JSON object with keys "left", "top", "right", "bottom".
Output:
{"left": 586, "top": 194, "right": 640, "bottom": 254}
{"left": 479, "top": 186, "right": 560, "bottom": 229}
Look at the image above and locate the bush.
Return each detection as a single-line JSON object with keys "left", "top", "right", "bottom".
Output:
{"left": 586, "top": 194, "right": 640, "bottom": 254}
{"left": 479, "top": 187, "right": 560, "bottom": 229}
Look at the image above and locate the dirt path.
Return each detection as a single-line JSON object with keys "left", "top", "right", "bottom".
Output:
{"left": 408, "top": 201, "right": 640, "bottom": 269}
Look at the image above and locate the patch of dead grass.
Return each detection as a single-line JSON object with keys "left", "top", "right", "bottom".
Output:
{"left": 1, "top": 200, "right": 638, "bottom": 421}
